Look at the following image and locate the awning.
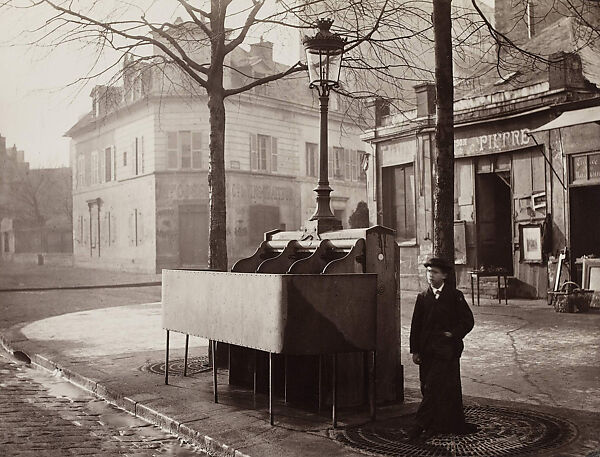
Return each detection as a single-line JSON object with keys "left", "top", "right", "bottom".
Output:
{"left": 530, "top": 105, "right": 600, "bottom": 133}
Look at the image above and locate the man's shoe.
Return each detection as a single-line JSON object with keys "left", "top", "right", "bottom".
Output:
{"left": 456, "top": 422, "right": 479, "bottom": 435}
{"left": 406, "top": 425, "right": 423, "bottom": 441}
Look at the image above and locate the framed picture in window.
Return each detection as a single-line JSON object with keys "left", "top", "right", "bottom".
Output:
{"left": 519, "top": 224, "right": 543, "bottom": 263}
{"left": 582, "top": 258, "right": 600, "bottom": 290}
{"left": 454, "top": 220, "right": 467, "bottom": 264}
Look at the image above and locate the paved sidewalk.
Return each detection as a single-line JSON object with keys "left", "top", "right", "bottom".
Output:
{"left": 1, "top": 294, "right": 599, "bottom": 457}
{"left": 0, "top": 261, "right": 161, "bottom": 290}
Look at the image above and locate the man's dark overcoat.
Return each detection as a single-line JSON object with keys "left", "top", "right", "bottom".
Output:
{"left": 409, "top": 285, "right": 474, "bottom": 433}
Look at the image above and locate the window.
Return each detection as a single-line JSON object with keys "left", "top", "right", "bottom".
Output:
{"left": 250, "top": 134, "right": 278, "bottom": 173}
{"left": 167, "top": 131, "right": 202, "bottom": 169}
{"left": 333, "top": 147, "right": 345, "bottom": 179}
{"left": 382, "top": 164, "right": 416, "bottom": 241}
{"left": 351, "top": 150, "right": 359, "bottom": 181}
{"left": 192, "top": 132, "right": 202, "bottom": 168}
{"left": 181, "top": 131, "right": 192, "bottom": 169}
{"left": 306, "top": 142, "right": 318, "bottom": 177}
{"left": 167, "top": 132, "right": 178, "bottom": 168}
{"left": 77, "top": 155, "right": 85, "bottom": 188}
{"left": 358, "top": 151, "right": 367, "bottom": 182}
{"left": 345, "top": 149, "right": 352, "bottom": 180}
{"left": 105, "top": 147, "right": 112, "bottom": 181}
{"left": 123, "top": 150, "right": 127, "bottom": 167}
{"left": 91, "top": 151, "right": 99, "bottom": 185}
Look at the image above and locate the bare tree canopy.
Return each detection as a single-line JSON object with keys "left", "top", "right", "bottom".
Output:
{"left": 4, "top": 0, "right": 596, "bottom": 269}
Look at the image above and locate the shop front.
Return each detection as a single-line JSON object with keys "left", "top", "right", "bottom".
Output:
{"left": 530, "top": 105, "right": 600, "bottom": 289}
{"left": 365, "top": 104, "right": 558, "bottom": 297}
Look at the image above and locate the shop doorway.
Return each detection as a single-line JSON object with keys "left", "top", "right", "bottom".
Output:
{"left": 476, "top": 171, "right": 513, "bottom": 273}
{"left": 178, "top": 204, "right": 208, "bottom": 267}
{"left": 570, "top": 184, "right": 600, "bottom": 260}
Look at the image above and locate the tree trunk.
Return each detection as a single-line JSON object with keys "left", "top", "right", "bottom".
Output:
{"left": 207, "top": 90, "right": 227, "bottom": 271}
{"left": 207, "top": 0, "right": 228, "bottom": 272}
{"left": 433, "top": 0, "right": 456, "bottom": 286}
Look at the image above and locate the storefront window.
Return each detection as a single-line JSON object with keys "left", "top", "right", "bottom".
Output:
{"left": 382, "top": 164, "right": 416, "bottom": 241}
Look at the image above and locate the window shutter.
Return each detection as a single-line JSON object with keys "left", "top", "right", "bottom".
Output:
{"left": 351, "top": 150, "right": 358, "bottom": 181}
{"left": 141, "top": 137, "right": 145, "bottom": 174}
{"left": 345, "top": 149, "right": 351, "bottom": 180}
{"left": 250, "top": 133, "right": 258, "bottom": 170}
{"left": 328, "top": 147, "right": 334, "bottom": 178}
{"left": 113, "top": 146, "right": 117, "bottom": 180}
{"left": 137, "top": 211, "right": 143, "bottom": 245}
{"left": 271, "top": 137, "right": 278, "bottom": 173}
{"left": 129, "top": 211, "right": 134, "bottom": 246}
{"left": 99, "top": 151, "right": 104, "bottom": 183}
{"left": 131, "top": 140, "right": 136, "bottom": 174}
{"left": 192, "top": 131, "right": 202, "bottom": 169}
{"left": 111, "top": 212, "right": 117, "bottom": 245}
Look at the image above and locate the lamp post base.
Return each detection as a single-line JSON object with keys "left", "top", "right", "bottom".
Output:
{"left": 303, "top": 217, "right": 342, "bottom": 238}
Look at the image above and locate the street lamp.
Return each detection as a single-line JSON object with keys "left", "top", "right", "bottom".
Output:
{"left": 303, "top": 18, "right": 346, "bottom": 233}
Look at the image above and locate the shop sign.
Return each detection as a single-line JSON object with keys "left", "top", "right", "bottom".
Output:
{"left": 454, "top": 128, "right": 531, "bottom": 157}
{"left": 380, "top": 139, "right": 415, "bottom": 167}
{"left": 570, "top": 152, "right": 600, "bottom": 184}
{"left": 230, "top": 182, "right": 294, "bottom": 202}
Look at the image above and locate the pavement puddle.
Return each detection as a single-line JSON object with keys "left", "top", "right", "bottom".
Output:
{"left": 2, "top": 349, "right": 209, "bottom": 456}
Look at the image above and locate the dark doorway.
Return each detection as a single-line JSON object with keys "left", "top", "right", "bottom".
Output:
{"left": 178, "top": 204, "right": 208, "bottom": 267}
{"left": 248, "top": 205, "right": 280, "bottom": 246}
{"left": 570, "top": 184, "right": 600, "bottom": 260}
{"left": 476, "top": 172, "right": 513, "bottom": 273}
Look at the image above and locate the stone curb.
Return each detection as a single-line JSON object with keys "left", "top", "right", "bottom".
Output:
{"left": 0, "top": 332, "right": 251, "bottom": 457}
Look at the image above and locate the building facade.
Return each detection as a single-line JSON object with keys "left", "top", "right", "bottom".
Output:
{"left": 0, "top": 136, "right": 72, "bottom": 261}
{"left": 67, "top": 39, "right": 368, "bottom": 273}
{"left": 363, "top": 17, "right": 600, "bottom": 297}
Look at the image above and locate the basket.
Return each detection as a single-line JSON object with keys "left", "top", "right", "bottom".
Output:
{"left": 548, "top": 281, "right": 593, "bottom": 313}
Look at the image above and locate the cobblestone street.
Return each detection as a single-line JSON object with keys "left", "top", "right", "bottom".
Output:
{"left": 0, "top": 352, "right": 204, "bottom": 456}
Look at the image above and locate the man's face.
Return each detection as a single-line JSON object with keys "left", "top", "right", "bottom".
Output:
{"left": 426, "top": 266, "right": 447, "bottom": 288}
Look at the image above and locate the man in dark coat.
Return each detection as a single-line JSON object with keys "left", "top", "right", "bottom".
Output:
{"left": 408, "top": 257, "right": 475, "bottom": 440}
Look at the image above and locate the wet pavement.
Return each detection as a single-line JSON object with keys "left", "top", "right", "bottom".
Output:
{"left": 0, "top": 263, "right": 599, "bottom": 456}
{"left": 0, "top": 351, "right": 205, "bottom": 456}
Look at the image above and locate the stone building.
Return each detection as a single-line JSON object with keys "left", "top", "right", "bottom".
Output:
{"left": 0, "top": 136, "right": 73, "bottom": 261}
{"left": 66, "top": 36, "right": 368, "bottom": 273}
{"left": 362, "top": 16, "right": 600, "bottom": 297}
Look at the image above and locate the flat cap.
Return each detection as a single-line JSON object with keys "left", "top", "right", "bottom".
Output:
{"left": 424, "top": 257, "right": 453, "bottom": 272}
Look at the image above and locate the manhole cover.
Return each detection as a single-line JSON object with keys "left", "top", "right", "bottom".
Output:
{"left": 143, "top": 356, "right": 211, "bottom": 376}
{"left": 333, "top": 405, "right": 578, "bottom": 457}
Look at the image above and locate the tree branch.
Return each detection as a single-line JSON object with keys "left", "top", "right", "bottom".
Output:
{"left": 224, "top": 0, "right": 265, "bottom": 55}
{"left": 224, "top": 61, "right": 306, "bottom": 97}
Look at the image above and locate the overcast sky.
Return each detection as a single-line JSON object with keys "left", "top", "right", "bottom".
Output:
{"left": 0, "top": 0, "right": 493, "bottom": 170}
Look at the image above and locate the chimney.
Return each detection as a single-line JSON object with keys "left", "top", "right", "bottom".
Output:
{"left": 548, "top": 52, "right": 587, "bottom": 91}
{"left": 250, "top": 37, "right": 274, "bottom": 63}
{"left": 414, "top": 83, "right": 436, "bottom": 118}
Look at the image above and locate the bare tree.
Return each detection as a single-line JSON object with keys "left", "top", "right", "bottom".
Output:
{"left": 432, "top": 0, "right": 456, "bottom": 285}
{"left": 11, "top": 169, "right": 49, "bottom": 228}
{"left": 7, "top": 0, "right": 484, "bottom": 270}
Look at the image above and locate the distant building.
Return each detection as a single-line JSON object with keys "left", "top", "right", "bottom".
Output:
{"left": 0, "top": 137, "right": 73, "bottom": 261}
{"left": 0, "top": 134, "right": 29, "bottom": 220}
{"left": 363, "top": 15, "right": 600, "bottom": 297}
{"left": 66, "top": 35, "right": 368, "bottom": 273}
